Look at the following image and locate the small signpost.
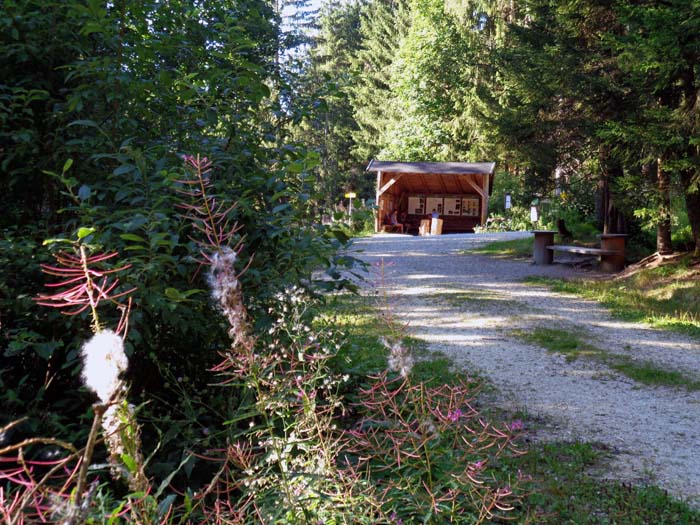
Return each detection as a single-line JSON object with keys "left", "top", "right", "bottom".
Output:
{"left": 344, "top": 192, "right": 356, "bottom": 218}
{"left": 505, "top": 193, "right": 512, "bottom": 210}
{"left": 530, "top": 205, "right": 539, "bottom": 223}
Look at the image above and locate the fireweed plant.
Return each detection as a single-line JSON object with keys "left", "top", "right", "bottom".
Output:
{"left": 175, "top": 155, "right": 371, "bottom": 523}
{"left": 338, "top": 259, "right": 526, "bottom": 523}
{"left": 0, "top": 238, "right": 152, "bottom": 524}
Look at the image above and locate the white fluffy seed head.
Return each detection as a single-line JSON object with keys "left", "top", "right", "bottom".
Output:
{"left": 80, "top": 329, "right": 128, "bottom": 403}
{"left": 207, "top": 247, "right": 239, "bottom": 304}
{"left": 382, "top": 337, "right": 414, "bottom": 378}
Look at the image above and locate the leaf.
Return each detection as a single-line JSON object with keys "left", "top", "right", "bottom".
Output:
{"left": 77, "top": 227, "right": 96, "bottom": 240}
{"left": 121, "top": 453, "right": 137, "bottom": 473}
{"left": 67, "top": 119, "right": 100, "bottom": 128}
{"left": 113, "top": 164, "right": 135, "bottom": 176}
{"left": 34, "top": 341, "right": 61, "bottom": 360}
{"left": 224, "top": 408, "right": 260, "bottom": 426}
{"left": 120, "top": 233, "right": 146, "bottom": 243}
{"left": 42, "top": 237, "right": 72, "bottom": 246}
{"left": 62, "top": 158, "right": 73, "bottom": 173}
{"left": 80, "top": 22, "right": 105, "bottom": 36}
{"left": 272, "top": 203, "right": 291, "bottom": 214}
{"left": 157, "top": 494, "right": 176, "bottom": 519}
{"left": 78, "top": 185, "right": 91, "bottom": 201}
{"left": 5, "top": 341, "right": 26, "bottom": 357}
{"left": 332, "top": 229, "right": 350, "bottom": 244}
{"left": 164, "top": 288, "right": 183, "bottom": 301}
{"left": 155, "top": 454, "right": 195, "bottom": 498}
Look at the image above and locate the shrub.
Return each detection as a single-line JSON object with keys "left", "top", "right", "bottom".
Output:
{"left": 477, "top": 206, "right": 532, "bottom": 232}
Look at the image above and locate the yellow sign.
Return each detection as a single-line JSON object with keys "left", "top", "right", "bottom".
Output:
{"left": 344, "top": 192, "right": 356, "bottom": 198}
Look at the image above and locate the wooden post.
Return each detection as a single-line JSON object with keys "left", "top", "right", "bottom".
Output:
{"left": 375, "top": 170, "right": 382, "bottom": 232}
{"left": 533, "top": 230, "right": 557, "bottom": 264}
{"left": 481, "top": 173, "right": 490, "bottom": 225}
{"left": 599, "top": 234, "right": 626, "bottom": 272}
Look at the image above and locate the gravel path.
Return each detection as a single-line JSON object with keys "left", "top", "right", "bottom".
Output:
{"left": 351, "top": 232, "right": 700, "bottom": 506}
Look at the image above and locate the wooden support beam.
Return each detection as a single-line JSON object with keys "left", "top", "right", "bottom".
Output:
{"left": 377, "top": 172, "right": 404, "bottom": 198}
{"left": 481, "top": 173, "right": 490, "bottom": 225}
{"left": 375, "top": 171, "right": 382, "bottom": 205}
{"left": 464, "top": 174, "right": 486, "bottom": 200}
{"left": 375, "top": 171, "right": 382, "bottom": 232}
{"left": 419, "top": 173, "right": 429, "bottom": 191}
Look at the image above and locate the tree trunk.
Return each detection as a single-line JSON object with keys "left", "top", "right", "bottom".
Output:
{"left": 680, "top": 168, "right": 700, "bottom": 256}
{"left": 598, "top": 146, "right": 626, "bottom": 234}
{"left": 656, "top": 158, "right": 674, "bottom": 254}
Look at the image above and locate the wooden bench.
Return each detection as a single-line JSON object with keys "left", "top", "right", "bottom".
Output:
{"left": 381, "top": 223, "right": 404, "bottom": 233}
{"left": 533, "top": 231, "right": 627, "bottom": 272}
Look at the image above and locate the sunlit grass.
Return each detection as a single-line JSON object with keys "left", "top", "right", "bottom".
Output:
{"left": 518, "top": 327, "right": 598, "bottom": 360}
{"left": 470, "top": 237, "right": 534, "bottom": 258}
{"left": 525, "top": 258, "right": 700, "bottom": 338}
{"left": 610, "top": 359, "right": 700, "bottom": 390}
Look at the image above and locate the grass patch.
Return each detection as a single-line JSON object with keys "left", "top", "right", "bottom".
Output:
{"left": 511, "top": 441, "right": 700, "bottom": 524}
{"left": 471, "top": 237, "right": 534, "bottom": 258}
{"left": 524, "top": 256, "right": 700, "bottom": 339}
{"left": 610, "top": 359, "right": 700, "bottom": 390}
{"left": 518, "top": 326, "right": 700, "bottom": 390}
{"left": 426, "top": 289, "right": 521, "bottom": 311}
{"left": 519, "top": 327, "right": 598, "bottom": 359}
{"left": 320, "top": 292, "right": 390, "bottom": 376}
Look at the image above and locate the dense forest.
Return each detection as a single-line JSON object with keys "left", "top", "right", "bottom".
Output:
{"left": 308, "top": 0, "right": 700, "bottom": 255}
{"left": 1, "top": 0, "right": 698, "bottom": 523}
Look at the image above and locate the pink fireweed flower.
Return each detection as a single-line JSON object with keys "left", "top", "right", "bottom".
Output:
{"left": 447, "top": 408, "right": 463, "bottom": 422}
{"left": 177, "top": 154, "right": 242, "bottom": 256}
{"left": 470, "top": 459, "right": 486, "bottom": 471}
{"left": 509, "top": 419, "right": 524, "bottom": 431}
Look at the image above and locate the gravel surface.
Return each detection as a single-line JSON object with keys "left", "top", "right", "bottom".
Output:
{"left": 351, "top": 232, "right": 700, "bottom": 506}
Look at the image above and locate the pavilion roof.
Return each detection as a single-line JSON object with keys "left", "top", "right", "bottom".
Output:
{"left": 366, "top": 160, "right": 496, "bottom": 175}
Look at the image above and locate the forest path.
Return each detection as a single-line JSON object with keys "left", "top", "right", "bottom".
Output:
{"left": 351, "top": 232, "right": 700, "bottom": 506}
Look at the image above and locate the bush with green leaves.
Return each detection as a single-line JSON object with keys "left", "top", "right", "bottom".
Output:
{"left": 476, "top": 206, "right": 533, "bottom": 232}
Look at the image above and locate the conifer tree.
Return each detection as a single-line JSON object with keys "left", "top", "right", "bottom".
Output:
{"left": 350, "top": 0, "right": 412, "bottom": 160}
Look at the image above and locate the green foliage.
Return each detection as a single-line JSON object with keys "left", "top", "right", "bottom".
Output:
{"left": 293, "top": 1, "right": 370, "bottom": 208}
{"left": 476, "top": 206, "right": 533, "bottom": 232}
{"left": 300, "top": 0, "right": 700, "bottom": 254}
{"left": 349, "top": 0, "right": 412, "bottom": 162}
{"left": 0, "top": 0, "right": 361, "bottom": 512}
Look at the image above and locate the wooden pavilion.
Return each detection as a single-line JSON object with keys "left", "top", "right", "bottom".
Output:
{"left": 366, "top": 160, "right": 496, "bottom": 234}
